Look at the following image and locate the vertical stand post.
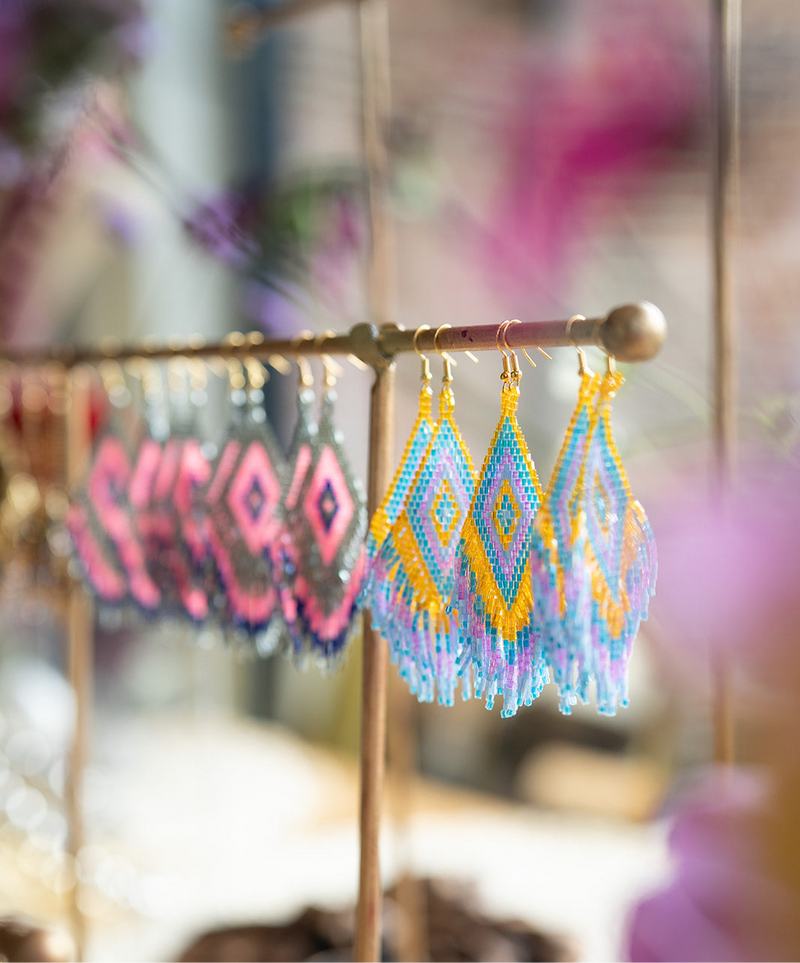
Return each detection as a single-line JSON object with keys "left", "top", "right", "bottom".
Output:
{"left": 64, "top": 368, "right": 94, "bottom": 961}
{"left": 356, "top": 363, "right": 395, "bottom": 962}
{"left": 355, "top": 0, "right": 397, "bottom": 959}
{"left": 711, "top": 0, "right": 741, "bottom": 766}
{"left": 357, "top": 0, "right": 395, "bottom": 327}
{"left": 388, "top": 689, "right": 428, "bottom": 963}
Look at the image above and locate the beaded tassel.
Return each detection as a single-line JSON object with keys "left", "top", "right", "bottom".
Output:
{"left": 275, "top": 381, "right": 367, "bottom": 669}
{"left": 358, "top": 373, "right": 435, "bottom": 611}
{"left": 453, "top": 358, "right": 546, "bottom": 717}
{"left": 370, "top": 370, "right": 475, "bottom": 705}
{"left": 531, "top": 364, "right": 657, "bottom": 715}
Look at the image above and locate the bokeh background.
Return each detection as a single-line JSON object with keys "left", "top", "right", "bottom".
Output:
{"left": 2, "top": 0, "right": 800, "bottom": 960}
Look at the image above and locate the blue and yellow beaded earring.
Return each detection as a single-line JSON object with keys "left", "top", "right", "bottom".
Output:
{"left": 531, "top": 320, "right": 657, "bottom": 715}
{"left": 530, "top": 326, "right": 603, "bottom": 713}
{"left": 453, "top": 320, "right": 547, "bottom": 717}
{"left": 370, "top": 325, "right": 476, "bottom": 705}
{"left": 359, "top": 325, "right": 436, "bottom": 612}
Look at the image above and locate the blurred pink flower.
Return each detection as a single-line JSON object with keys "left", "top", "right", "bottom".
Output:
{"left": 652, "top": 465, "right": 800, "bottom": 659}
{"left": 479, "top": 0, "right": 705, "bottom": 303}
{"left": 626, "top": 768, "right": 795, "bottom": 962}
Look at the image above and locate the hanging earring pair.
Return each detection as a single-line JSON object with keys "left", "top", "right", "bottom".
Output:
{"left": 453, "top": 320, "right": 547, "bottom": 717}
{"left": 370, "top": 325, "right": 476, "bottom": 705}
{"left": 530, "top": 317, "right": 657, "bottom": 715}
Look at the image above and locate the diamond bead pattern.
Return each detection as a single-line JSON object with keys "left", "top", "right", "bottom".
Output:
{"left": 453, "top": 382, "right": 545, "bottom": 717}
{"left": 370, "top": 381, "right": 475, "bottom": 705}
{"left": 361, "top": 380, "right": 435, "bottom": 587}
{"left": 207, "top": 397, "right": 285, "bottom": 648}
{"left": 530, "top": 369, "right": 657, "bottom": 715}
{"left": 68, "top": 431, "right": 161, "bottom": 612}
{"left": 275, "top": 387, "right": 367, "bottom": 669}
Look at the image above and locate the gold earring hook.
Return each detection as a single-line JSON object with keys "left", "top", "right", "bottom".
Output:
{"left": 290, "top": 331, "right": 314, "bottom": 388}
{"left": 495, "top": 320, "right": 510, "bottom": 358}
{"left": 498, "top": 320, "right": 522, "bottom": 380}
{"left": 413, "top": 324, "right": 432, "bottom": 382}
{"left": 505, "top": 318, "right": 550, "bottom": 368}
{"left": 430, "top": 324, "right": 479, "bottom": 370}
{"left": 566, "top": 314, "right": 589, "bottom": 375}
{"left": 244, "top": 357, "right": 266, "bottom": 389}
{"left": 186, "top": 358, "right": 208, "bottom": 393}
{"left": 433, "top": 323, "right": 456, "bottom": 383}
{"left": 496, "top": 319, "right": 512, "bottom": 380}
{"left": 130, "top": 357, "right": 163, "bottom": 402}
{"left": 268, "top": 354, "right": 292, "bottom": 376}
{"left": 314, "top": 331, "right": 343, "bottom": 389}
{"left": 225, "top": 357, "right": 246, "bottom": 391}
{"left": 98, "top": 358, "right": 128, "bottom": 400}
{"left": 346, "top": 352, "right": 369, "bottom": 372}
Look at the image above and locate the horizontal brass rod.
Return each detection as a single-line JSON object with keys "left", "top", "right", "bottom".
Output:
{"left": 0, "top": 302, "right": 666, "bottom": 370}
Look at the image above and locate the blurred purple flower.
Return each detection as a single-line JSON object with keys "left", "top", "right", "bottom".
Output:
{"left": 626, "top": 768, "right": 795, "bottom": 962}
{"left": 113, "top": 7, "right": 157, "bottom": 64}
{"left": 240, "top": 279, "right": 312, "bottom": 338}
{"left": 99, "top": 198, "right": 146, "bottom": 248}
{"left": 309, "top": 198, "right": 359, "bottom": 308}
{"left": 182, "top": 192, "right": 256, "bottom": 269}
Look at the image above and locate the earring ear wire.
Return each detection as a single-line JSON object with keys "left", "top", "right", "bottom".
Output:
{"left": 413, "top": 324, "right": 432, "bottom": 382}
{"left": 433, "top": 323, "right": 460, "bottom": 382}
{"left": 504, "top": 318, "right": 551, "bottom": 366}
{"left": 290, "top": 332, "right": 314, "bottom": 388}
{"left": 498, "top": 320, "right": 522, "bottom": 380}
{"left": 314, "top": 331, "right": 342, "bottom": 389}
{"left": 566, "top": 314, "right": 589, "bottom": 375}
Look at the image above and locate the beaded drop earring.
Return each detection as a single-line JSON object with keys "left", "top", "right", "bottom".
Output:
{"left": 370, "top": 325, "right": 476, "bottom": 705}
{"left": 138, "top": 358, "right": 209, "bottom": 621}
{"left": 171, "top": 359, "right": 216, "bottom": 624}
{"left": 531, "top": 321, "right": 657, "bottom": 715}
{"left": 453, "top": 320, "right": 547, "bottom": 717}
{"left": 275, "top": 348, "right": 367, "bottom": 669}
{"left": 206, "top": 357, "right": 286, "bottom": 652}
{"left": 359, "top": 324, "right": 436, "bottom": 612}
{"left": 68, "top": 360, "right": 160, "bottom": 611}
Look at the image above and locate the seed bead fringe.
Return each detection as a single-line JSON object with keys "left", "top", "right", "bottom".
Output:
{"left": 532, "top": 370, "right": 657, "bottom": 716}
{"left": 370, "top": 382, "right": 475, "bottom": 706}
{"left": 453, "top": 384, "right": 547, "bottom": 718}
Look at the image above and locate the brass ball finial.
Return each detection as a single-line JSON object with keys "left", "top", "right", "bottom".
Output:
{"left": 599, "top": 301, "right": 667, "bottom": 363}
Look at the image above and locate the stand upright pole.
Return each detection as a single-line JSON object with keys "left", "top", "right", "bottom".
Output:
{"left": 64, "top": 368, "right": 94, "bottom": 961}
{"left": 355, "top": 0, "right": 396, "bottom": 957}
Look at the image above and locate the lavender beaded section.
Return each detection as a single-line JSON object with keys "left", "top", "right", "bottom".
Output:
{"left": 369, "top": 387, "right": 475, "bottom": 706}
{"left": 531, "top": 371, "right": 657, "bottom": 716}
